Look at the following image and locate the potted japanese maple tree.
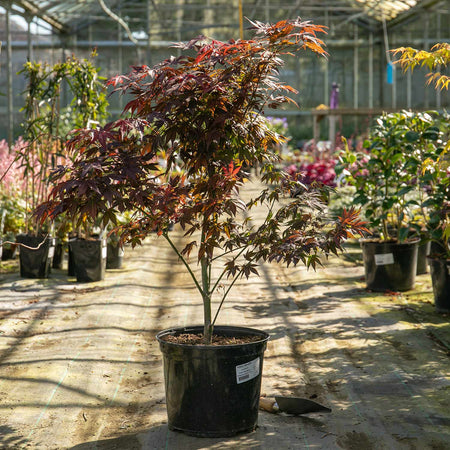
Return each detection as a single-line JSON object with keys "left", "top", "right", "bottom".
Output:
{"left": 35, "top": 18, "right": 366, "bottom": 437}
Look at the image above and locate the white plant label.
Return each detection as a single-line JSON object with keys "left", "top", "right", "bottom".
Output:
{"left": 374, "top": 253, "right": 394, "bottom": 266}
{"left": 48, "top": 246, "right": 55, "bottom": 258}
{"left": 236, "top": 357, "right": 260, "bottom": 384}
{"left": 102, "top": 245, "right": 107, "bottom": 259}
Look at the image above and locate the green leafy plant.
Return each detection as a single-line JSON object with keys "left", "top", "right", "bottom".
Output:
{"left": 16, "top": 53, "right": 109, "bottom": 235}
{"left": 397, "top": 111, "right": 449, "bottom": 244}
{"left": 36, "top": 18, "right": 367, "bottom": 343}
{"left": 418, "top": 115, "right": 450, "bottom": 258}
{"left": 393, "top": 44, "right": 450, "bottom": 259}
{"left": 337, "top": 110, "right": 449, "bottom": 251}
{"left": 336, "top": 111, "right": 430, "bottom": 242}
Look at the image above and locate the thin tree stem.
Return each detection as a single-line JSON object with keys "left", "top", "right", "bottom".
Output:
{"left": 163, "top": 231, "right": 204, "bottom": 298}
{"left": 212, "top": 267, "right": 245, "bottom": 327}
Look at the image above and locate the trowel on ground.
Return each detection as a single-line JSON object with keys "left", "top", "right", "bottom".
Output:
{"left": 259, "top": 395, "right": 332, "bottom": 415}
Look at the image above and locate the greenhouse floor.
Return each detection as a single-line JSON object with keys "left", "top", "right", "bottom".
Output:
{"left": 1, "top": 204, "right": 450, "bottom": 449}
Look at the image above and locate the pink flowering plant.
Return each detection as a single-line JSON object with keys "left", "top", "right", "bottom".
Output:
{"left": 285, "top": 158, "right": 336, "bottom": 187}
{"left": 0, "top": 139, "right": 27, "bottom": 236}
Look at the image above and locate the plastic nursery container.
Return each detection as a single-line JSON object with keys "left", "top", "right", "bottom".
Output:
{"left": 16, "top": 234, "right": 55, "bottom": 279}
{"left": 156, "top": 325, "right": 269, "bottom": 437}
{"left": 69, "top": 237, "right": 107, "bottom": 282}
{"left": 360, "top": 238, "right": 419, "bottom": 291}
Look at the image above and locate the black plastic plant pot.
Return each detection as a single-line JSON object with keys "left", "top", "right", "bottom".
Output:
{"left": 16, "top": 234, "right": 55, "bottom": 279}
{"left": 417, "top": 240, "right": 431, "bottom": 275}
{"left": 427, "top": 257, "right": 450, "bottom": 313}
{"left": 360, "top": 238, "right": 419, "bottom": 291}
{"left": 68, "top": 242, "right": 76, "bottom": 276}
{"left": 69, "top": 237, "right": 106, "bottom": 282}
{"left": 156, "top": 325, "right": 270, "bottom": 438}
{"left": 1, "top": 242, "right": 17, "bottom": 260}
{"left": 106, "top": 239, "right": 124, "bottom": 269}
{"left": 52, "top": 240, "right": 65, "bottom": 270}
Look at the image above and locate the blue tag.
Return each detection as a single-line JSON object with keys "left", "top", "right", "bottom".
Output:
{"left": 387, "top": 62, "right": 394, "bottom": 84}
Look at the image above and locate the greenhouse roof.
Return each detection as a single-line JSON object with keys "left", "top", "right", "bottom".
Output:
{"left": 3, "top": 0, "right": 445, "bottom": 39}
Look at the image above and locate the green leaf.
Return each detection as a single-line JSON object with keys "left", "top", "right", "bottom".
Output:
{"left": 390, "top": 153, "right": 404, "bottom": 164}
{"left": 405, "top": 131, "right": 420, "bottom": 142}
{"left": 398, "top": 227, "right": 410, "bottom": 242}
{"left": 422, "top": 130, "right": 439, "bottom": 140}
{"left": 397, "top": 185, "right": 414, "bottom": 196}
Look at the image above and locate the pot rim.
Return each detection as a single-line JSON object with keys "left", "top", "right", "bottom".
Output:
{"left": 359, "top": 236, "right": 420, "bottom": 245}
{"left": 156, "top": 324, "right": 270, "bottom": 348}
{"left": 426, "top": 255, "right": 450, "bottom": 263}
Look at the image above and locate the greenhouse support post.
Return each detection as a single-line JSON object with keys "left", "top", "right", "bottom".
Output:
{"left": 6, "top": 5, "right": 13, "bottom": 147}
{"left": 353, "top": 25, "right": 359, "bottom": 110}
{"left": 369, "top": 32, "right": 373, "bottom": 109}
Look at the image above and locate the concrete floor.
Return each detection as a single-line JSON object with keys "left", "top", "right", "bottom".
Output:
{"left": 1, "top": 180, "right": 449, "bottom": 449}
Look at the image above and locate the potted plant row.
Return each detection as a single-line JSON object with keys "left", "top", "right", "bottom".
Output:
{"left": 336, "top": 109, "right": 449, "bottom": 304}
{"left": 35, "top": 18, "right": 367, "bottom": 437}
{"left": 393, "top": 43, "right": 450, "bottom": 311}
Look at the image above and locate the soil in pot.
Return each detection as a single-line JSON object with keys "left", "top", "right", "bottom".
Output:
{"left": 360, "top": 238, "right": 419, "bottom": 291}
{"left": 427, "top": 257, "right": 450, "bottom": 313}
{"left": 16, "top": 234, "right": 55, "bottom": 279}
{"left": 156, "top": 325, "right": 269, "bottom": 437}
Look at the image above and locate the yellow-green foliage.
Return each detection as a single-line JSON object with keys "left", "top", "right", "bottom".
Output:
{"left": 392, "top": 43, "right": 450, "bottom": 91}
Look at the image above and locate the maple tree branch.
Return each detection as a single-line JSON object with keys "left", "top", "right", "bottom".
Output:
{"left": 211, "top": 266, "right": 246, "bottom": 327}
{"left": 163, "top": 231, "right": 204, "bottom": 299}
{"left": 210, "top": 246, "right": 248, "bottom": 296}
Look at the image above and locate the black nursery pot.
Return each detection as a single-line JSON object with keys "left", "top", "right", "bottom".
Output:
{"left": 427, "top": 257, "right": 450, "bottom": 313}
{"left": 156, "top": 325, "right": 270, "bottom": 437}
{"left": 360, "top": 238, "right": 419, "bottom": 291}
{"left": 16, "top": 234, "right": 55, "bottom": 279}
{"left": 106, "top": 239, "right": 124, "bottom": 269}
{"left": 52, "top": 240, "right": 65, "bottom": 269}
{"left": 69, "top": 237, "right": 107, "bottom": 282}
{"left": 1, "top": 242, "right": 18, "bottom": 260}
{"left": 416, "top": 240, "right": 431, "bottom": 275}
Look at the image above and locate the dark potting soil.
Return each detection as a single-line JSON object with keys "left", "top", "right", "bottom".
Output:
{"left": 162, "top": 333, "right": 263, "bottom": 346}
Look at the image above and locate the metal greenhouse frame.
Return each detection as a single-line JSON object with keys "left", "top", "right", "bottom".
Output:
{"left": 0, "top": 0, "right": 449, "bottom": 143}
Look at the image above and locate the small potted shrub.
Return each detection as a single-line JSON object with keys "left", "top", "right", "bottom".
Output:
{"left": 336, "top": 113, "right": 426, "bottom": 291}
{"left": 35, "top": 18, "right": 366, "bottom": 437}
{"left": 424, "top": 161, "right": 450, "bottom": 312}
{"left": 384, "top": 110, "right": 446, "bottom": 275}
{"left": 394, "top": 44, "right": 450, "bottom": 310}
{"left": 417, "top": 119, "right": 449, "bottom": 311}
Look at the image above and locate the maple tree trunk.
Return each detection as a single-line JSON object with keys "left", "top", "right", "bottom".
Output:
{"left": 201, "top": 256, "right": 213, "bottom": 344}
